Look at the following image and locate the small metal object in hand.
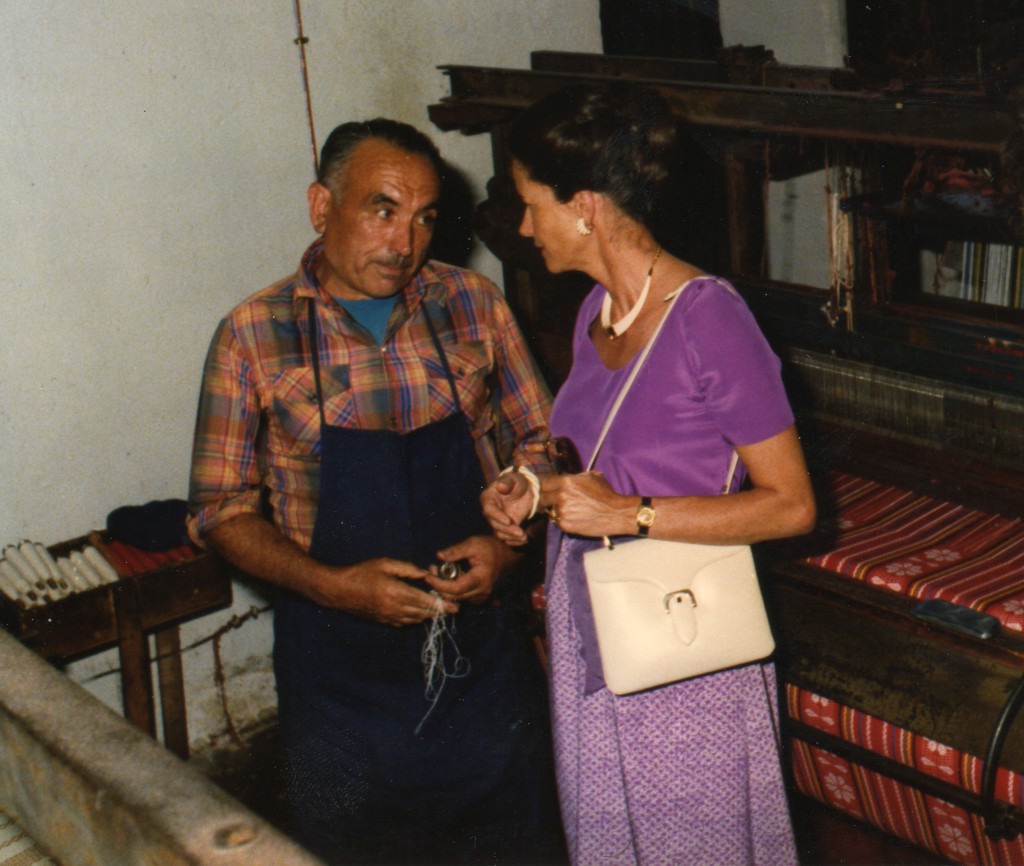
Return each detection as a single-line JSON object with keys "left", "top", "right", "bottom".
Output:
{"left": 438, "top": 560, "right": 465, "bottom": 581}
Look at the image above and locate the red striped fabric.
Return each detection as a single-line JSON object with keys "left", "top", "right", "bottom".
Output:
{"left": 805, "top": 473, "right": 1024, "bottom": 632}
{"left": 791, "top": 475, "right": 1024, "bottom": 863}
{"left": 787, "top": 686, "right": 1024, "bottom": 809}
{"left": 101, "top": 541, "right": 197, "bottom": 577}
{"left": 789, "top": 685, "right": 1024, "bottom": 865}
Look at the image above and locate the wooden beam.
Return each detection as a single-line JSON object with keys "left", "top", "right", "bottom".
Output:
{"left": 432, "top": 64, "right": 1017, "bottom": 152}
{"left": 529, "top": 50, "right": 723, "bottom": 83}
{"left": 0, "top": 627, "right": 323, "bottom": 866}
{"left": 529, "top": 49, "right": 862, "bottom": 91}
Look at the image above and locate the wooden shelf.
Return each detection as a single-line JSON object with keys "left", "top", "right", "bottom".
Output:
{"left": 0, "top": 534, "right": 233, "bottom": 758}
{"left": 840, "top": 192, "right": 1017, "bottom": 243}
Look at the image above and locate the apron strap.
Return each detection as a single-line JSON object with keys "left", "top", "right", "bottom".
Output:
{"left": 305, "top": 296, "right": 463, "bottom": 423}
{"left": 307, "top": 298, "right": 328, "bottom": 428}
{"left": 420, "top": 300, "right": 463, "bottom": 415}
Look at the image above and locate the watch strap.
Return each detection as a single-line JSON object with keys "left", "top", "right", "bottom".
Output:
{"left": 637, "top": 496, "right": 653, "bottom": 536}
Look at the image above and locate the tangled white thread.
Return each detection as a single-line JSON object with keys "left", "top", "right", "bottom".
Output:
{"left": 414, "top": 592, "right": 470, "bottom": 735}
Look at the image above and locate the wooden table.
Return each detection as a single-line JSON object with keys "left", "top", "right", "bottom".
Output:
{"left": 0, "top": 533, "right": 233, "bottom": 759}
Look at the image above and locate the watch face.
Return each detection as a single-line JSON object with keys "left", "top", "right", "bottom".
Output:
{"left": 637, "top": 507, "right": 656, "bottom": 527}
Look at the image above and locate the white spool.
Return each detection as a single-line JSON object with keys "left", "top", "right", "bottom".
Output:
{"left": 58, "top": 556, "right": 94, "bottom": 591}
{"left": 21, "top": 542, "right": 70, "bottom": 595}
{"left": 0, "top": 559, "right": 42, "bottom": 606}
{"left": 70, "top": 550, "right": 105, "bottom": 589}
{"left": 3, "top": 544, "right": 54, "bottom": 599}
{"left": 0, "top": 564, "right": 23, "bottom": 603}
{"left": 83, "top": 546, "right": 120, "bottom": 584}
{"left": 18, "top": 541, "right": 51, "bottom": 581}
{"left": 33, "top": 543, "right": 64, "bottom": 581}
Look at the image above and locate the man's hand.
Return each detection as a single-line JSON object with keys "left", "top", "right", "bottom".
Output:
{"left": 312, "top": 557, "right": 458, "bottom": 628}
{"left": 203, "top": 514, "right": 457, "bottom": 628}
{"left": 428, "top": 535, "right": 520, "bottom": 604}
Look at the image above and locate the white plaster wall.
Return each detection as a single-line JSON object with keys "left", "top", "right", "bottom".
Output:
{"left": 719, "top": 0, "right": 848, "bottom": 288}
{"left": 0, "top": 0, "right": 843, "bottom": 754}
{"left": 0, "top": 1, "right": 601, "bottom": 750}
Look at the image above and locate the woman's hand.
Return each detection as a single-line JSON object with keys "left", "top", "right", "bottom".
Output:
{"left": 540, "top": 471, "right": 634, "bottom": 538}
{"left": 534, "top": 428, "right": 816, "bottom": 545}
{"left": 480, "top": 472, "right": 534, "bottom": 545}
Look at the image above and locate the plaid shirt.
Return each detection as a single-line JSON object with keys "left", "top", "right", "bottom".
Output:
{"left": 188, "top": 240, "right": 553, "bottom": 550}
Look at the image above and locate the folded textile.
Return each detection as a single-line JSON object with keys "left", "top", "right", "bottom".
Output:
{"left": 106, "top": 499, "right": 190, "bottom": 552}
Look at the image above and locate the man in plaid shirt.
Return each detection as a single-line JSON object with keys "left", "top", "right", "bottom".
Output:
{"left": 188, "top": 119, "right": 557, "bottom": 865}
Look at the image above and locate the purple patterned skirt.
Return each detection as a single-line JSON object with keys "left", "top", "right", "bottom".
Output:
{"left": 547, "top": 534, "right": 799, "bottom": 866}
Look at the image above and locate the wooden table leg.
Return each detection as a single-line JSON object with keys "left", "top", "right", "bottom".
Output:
{"left": 112, "top": 582, "right": 155, "bottom": 738}
{"left": 155, "top": 626, "right": 189, "bottom": 759}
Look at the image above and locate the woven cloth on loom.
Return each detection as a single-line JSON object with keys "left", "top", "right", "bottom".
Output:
{"left": 806, "top": 471, "right": 1024, "bottom": 630}
{"left": 0, "top": 810, "right": 55, "bottom": 866}
{"left": 789, "top": 684, "right": 1024, "bottom": 866}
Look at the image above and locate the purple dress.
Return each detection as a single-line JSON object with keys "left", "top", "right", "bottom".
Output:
{"left": 546, "top": 276, "right": 799, "bottom": 865}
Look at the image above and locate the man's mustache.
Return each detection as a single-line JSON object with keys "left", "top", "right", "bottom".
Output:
{"left": 375, "top": 254, "right": 413, "bottom": 269}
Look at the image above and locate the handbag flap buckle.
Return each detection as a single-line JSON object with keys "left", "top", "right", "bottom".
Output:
{"left": 663, "top": 589, "right": 696, "bottom": 611}
{"left": 664, "top": 589, "right": 698, "bottom": 645}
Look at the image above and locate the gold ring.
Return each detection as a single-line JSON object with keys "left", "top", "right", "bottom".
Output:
{"left": 547, "top": 505, "right": 559, "bottom": 522}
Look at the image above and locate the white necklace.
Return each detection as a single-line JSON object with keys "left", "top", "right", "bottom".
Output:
{"left": 600, "top": 247, "right": 662, "bottom": 340}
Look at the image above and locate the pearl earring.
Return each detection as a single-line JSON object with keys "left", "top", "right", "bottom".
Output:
{"left": 575, "top": 217, "right": 593, "bottom": 236}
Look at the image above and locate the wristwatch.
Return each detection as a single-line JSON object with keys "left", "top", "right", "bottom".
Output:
{"left": 636, "top": 496, "right": 655, "bottom": 536}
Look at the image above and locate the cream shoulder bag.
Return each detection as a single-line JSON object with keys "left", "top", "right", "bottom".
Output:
{"left": 582, "top": 280, "right": 776, "bottom": 696}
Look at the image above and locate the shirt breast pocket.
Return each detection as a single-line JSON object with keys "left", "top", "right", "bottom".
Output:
{"left": 424, "top": 340, "right": 493, "bottom": 419}
{"left": 270, "top": 364, "right": 353, "bottom": 455}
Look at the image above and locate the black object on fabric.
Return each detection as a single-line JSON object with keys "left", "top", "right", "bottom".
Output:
{"left": 106, "top": 499, "right": 190, "bottom": 551}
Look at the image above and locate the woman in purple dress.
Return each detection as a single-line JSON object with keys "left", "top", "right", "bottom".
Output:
{"left": 482, "top": 82, "right": 817, "bottom": 865}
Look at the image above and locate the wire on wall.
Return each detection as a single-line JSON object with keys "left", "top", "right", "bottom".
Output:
{"left": 293, "top": 0, "right": 319, "bottom": 178}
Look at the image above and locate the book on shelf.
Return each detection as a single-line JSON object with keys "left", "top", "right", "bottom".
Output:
{"left": 924, "top": 240, "right": 1024, "bottom": 308}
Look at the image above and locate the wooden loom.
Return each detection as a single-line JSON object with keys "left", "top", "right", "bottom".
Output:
{"left": 429, "top": 47, "right": 1024, "bottom": 863}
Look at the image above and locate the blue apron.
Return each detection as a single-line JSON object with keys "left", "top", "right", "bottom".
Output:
{"left": 274, "top": 298, "right": 553, "bottom": 865}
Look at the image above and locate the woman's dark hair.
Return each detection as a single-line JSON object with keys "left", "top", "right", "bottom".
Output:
{"left": 507, "top": 81, "right": 680, "bottom": 229}
{"left": 317, "top": 118, "right": 444, "bottom": 193}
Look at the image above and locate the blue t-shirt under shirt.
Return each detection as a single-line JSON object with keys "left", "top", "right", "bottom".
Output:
{"left": 339, "top": 296, "right": 399, "bottom": 346}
